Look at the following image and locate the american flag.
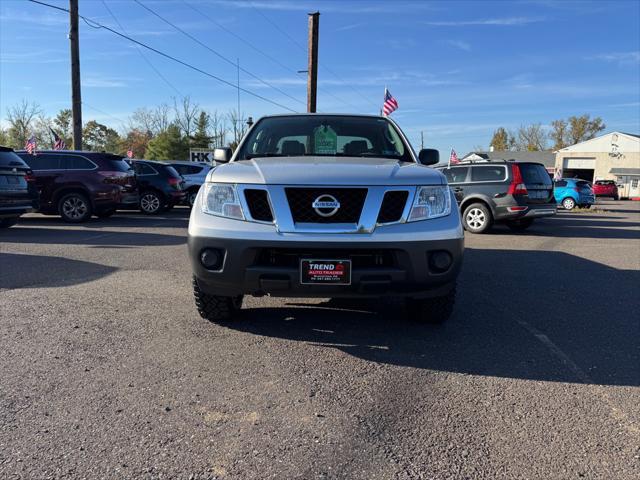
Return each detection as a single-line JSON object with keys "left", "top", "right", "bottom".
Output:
{"left": 449, "top": 149, "right": 460, "bottom": 165}
{"left": 382, "top": 88, "right": 398, "bottom": 116}
{"left": 50, "top": 128, "right": 66, "bottom": 150}
{"left": 126, "top": 149, "right": 134, "bottom": 159}
{"left": 25, "top": 135, "right": 37, "bottom": 155}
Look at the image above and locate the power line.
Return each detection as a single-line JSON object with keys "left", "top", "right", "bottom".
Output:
{"left": 250, "top": 2, "right": 379, "bottom": 112}
{"left": 26, "top": 0, "right": 298, "bottom": 113}
{"left": 133, "top": 0, "right": 306, "bottom": 108}
{"left": 100, "top": 0, "right": 184, "bottom": 98}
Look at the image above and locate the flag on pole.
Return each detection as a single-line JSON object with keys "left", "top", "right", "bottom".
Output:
{"left": 50, "top": 128, "right": 66, "bottom": 150}
{"left": 126, "top": 148, "right": 134, "bottom": 159}
{"left": 25, "top": 135, "right": 37, "bottom": 155}
{"left": 449, "top": 149, "right": 460, "bottom": 166}
{"left": 382, "top": 88, "right": 398, "bottom": 116}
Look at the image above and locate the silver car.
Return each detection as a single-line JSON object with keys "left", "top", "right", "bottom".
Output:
{"left": 188, "top": 114, "right": 464, "bottom": 323}
{"left": 169, "top": 161, "right": 213, "bottom": 207}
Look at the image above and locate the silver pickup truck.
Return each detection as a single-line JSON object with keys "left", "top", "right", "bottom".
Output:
{"left": 188, "top": 114, "right": 464, "bottom": 324}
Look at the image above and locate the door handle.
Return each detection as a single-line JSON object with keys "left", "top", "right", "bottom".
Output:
{"left": 453, "top": 187, "right": 463, "bottom": 192}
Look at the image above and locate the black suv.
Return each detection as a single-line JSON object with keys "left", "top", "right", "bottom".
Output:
{"left": 438, "top": 161, "right": 556, "bottom": 233}
{"left": 16, "top": 150, "right": 138, "bottom": 222}
{"left": 0, "top": 146, "right": 39, "bottom": 227}
{"left": 129, "top": 160, "right": 186, "bottom": 214}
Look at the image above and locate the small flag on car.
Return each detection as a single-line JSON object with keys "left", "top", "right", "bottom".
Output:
{"left": 382, "top": 88, "right": 398, "bottom": 116}
{"left": 448, "top": 149, "right": 459, "bottom": 168}
{"left": 25, "top": 135, "right": 37, "bottom": 155}
{"left": 50, "top": 127, "right": 66, "bottom": 150}
{"left": 126, "top": 148, "right": 134, "bottom": 159}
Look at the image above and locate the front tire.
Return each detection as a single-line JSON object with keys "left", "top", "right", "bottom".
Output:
{"left": 406, "top": 286, "right": 456, "bottom": 324}
{"left": 506, "top": 218, "right": 534, "bottom": 231}
{"left": 462, "top": 203, "right": 493, "bottom": 234}
{"left": 562, "top": 197, "right": 576, "bottom": 210}
{"left": 140, "top": 191, "right": 163, "bottom": 215}
{"left": 58, "top": 192, "right": 92, "bottom": 223}
{"left": 188, "top": 190, "right": 198, "bottom": 208}
{"left": 193, "top": 277, "right": 242, "bottom": 322}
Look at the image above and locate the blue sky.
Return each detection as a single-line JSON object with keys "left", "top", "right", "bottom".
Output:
{"left": 1, "top": 0, "right": 639, "bottom": 154}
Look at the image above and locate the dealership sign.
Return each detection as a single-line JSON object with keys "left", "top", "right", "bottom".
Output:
{"left": 189, "top": 149, "right": 214, "bottom": 163}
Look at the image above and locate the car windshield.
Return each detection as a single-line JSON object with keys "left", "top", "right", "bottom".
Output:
{"left": 0, "top": 149, "right": 29, "bottom": 168}
{"left": 235, "top": 115, "right": 413, "bottom": 162}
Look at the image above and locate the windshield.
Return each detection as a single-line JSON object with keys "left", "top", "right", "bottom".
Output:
{"left": 235, "top": 115, "right": 414, "bottom": 162}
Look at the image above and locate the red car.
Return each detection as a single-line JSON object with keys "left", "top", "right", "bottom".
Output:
{"left": 592, "top": 180, "right": 619, "bottom": 200}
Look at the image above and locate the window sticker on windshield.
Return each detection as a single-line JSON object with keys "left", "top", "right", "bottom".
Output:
{"left": 313, "top": 125, "right": 337, "bottom": 154}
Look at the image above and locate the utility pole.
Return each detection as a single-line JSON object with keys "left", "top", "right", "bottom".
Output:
{"left": 421, "top": 131, "right": 424, "bottom": 150}
{"left": 307, "top": 12, "right": 319, "bottom": 113}
{"left": 69, "top": 0, "right": 82, "bottom": 150}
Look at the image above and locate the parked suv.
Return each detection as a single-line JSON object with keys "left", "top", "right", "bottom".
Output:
{"left": 169, "top": 161, "right": 212, "bottom": 207}
{"left": 16, "top": 150, "right": 137, "bottom": 222}
{"left": 437, "top": 161, "right": 556, "bottom": 233}
{"left": 129, "top": 160, "right": 186, "bottom": 214}
{"left": 0, "top": 146, "right": 39, "bottom": 227}
{"left": 553, "top": 178, "right": 595, "bottom": 210}
{"left": 189, "top": 114, "right": 464, "bottom": 324}
{"left": 592, "top": 180, "right": 619, "bottom": 200}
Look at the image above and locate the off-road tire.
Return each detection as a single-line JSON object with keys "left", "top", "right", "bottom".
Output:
{"left": 193, "top": 277, "right": 242, "bottom": 322}
{"left": 58, "top": 192, "right": 92, "bottom": 223}
{"left": 462, "top": 202, "right": 493, "bottom": 234}
{"left": 506, "top": 218, "right": 534, "bottom": 232}
{"left": 406, "top": 286, "right": 456, "bottom": 324}
{"left": 0, "top": 217, "right": 19, "bottom": 228}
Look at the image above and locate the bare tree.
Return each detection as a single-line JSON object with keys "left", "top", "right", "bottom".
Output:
{"left": 227, "top": 109, "right": 247, "bottom": 149}
{"left": 6, "top": 100, "right": 43, "bottom": 148}
{"left": 516, "top": 123, "right": 547, "bottom": 151}
{"left": 209, "top": 111, "right": 227, "bottom": 148}
{"left": 173, "top": 96, "right": 199, "bottom": 139}
{"left": 549, "top": 119, "right": 569, "bottom": 150}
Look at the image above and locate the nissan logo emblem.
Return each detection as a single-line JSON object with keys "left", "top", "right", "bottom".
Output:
{"left": 312, "top": 194, "right": 340, "bottom": 217}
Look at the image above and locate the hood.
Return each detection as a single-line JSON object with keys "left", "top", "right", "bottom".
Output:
{"left": 208, "top": 156, "right": 445, "bottom": 186}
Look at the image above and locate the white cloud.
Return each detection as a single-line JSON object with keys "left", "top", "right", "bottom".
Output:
{"left": 424, "top": 16, "right": 543, "bottom": 26}
{"left": 587, "top": 51, "right": 640, "bottom": 66}
{"left": 335, "top": 23, "right": 365, "bottom": 32}
{"left": 83, "top": 77, "right": 135, "bottom": 88}
{"left": 445, "top": 40, "right": 471, "bottom": 51}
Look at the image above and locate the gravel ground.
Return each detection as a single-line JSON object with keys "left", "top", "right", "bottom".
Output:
{"left": 1, "top": 200, "right": 639, "bottom": 479}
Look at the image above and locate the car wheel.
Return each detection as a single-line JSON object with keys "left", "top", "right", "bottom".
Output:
{"left": 406, "top": 285, "right": 456, "bottom": 324}
{"left": 140, "top": 191, "right": 163, "bottom": 215}
{"left": 506, "top": 218, "right": 534, "bottom": 231}
{"left": 0, "top": 217, "right": 19, "bottom": 228}
{"left": 58, "top": 192, "right": 92, "bottom": 223}
{"left": 96, "top": 209, "right": 115, "bottom": 218}
{"left": 193, "top": 277, "right": 243, "bottom": 322}
{"left": 188, "top": 190, "right": 198, "bottom": 208}
{"left": 562, "top": 197, "right": 576, "bottom": 210}
{"left": 462, "top": 203, "right": 493, "bottom": 234}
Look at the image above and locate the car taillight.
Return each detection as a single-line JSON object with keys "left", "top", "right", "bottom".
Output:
{"left": 573, "top": 187, "right": 580, "bottom": 192}
{"left": 24, "top": 172, "right": 35, "bottom": 182}
{"left": 168, "top": 177, "right": 181, "bottom": 186}
{"left": 507, "top": 164, "right": 528, "bottom": 196}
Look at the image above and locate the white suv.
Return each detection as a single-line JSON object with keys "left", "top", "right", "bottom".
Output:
{"left": 188, "top": 114, "right": 464, "bottom": 324}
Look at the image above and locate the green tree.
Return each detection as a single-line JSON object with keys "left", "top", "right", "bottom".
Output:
{"left": 145, "top": 124, "right": 189, "bottom": 160}
{"left": 83, "top": 120, "right": 121, "bottom": 152}
{"left": 567, "top": 114, "right": 605, "bottom": 145}
{"left": 0, "top": 128, "right": 9, "bottom": 146}
{"left": 190, "top": 110, "right": 212, "bottom": 148}
{"left": 490, "top": 127, "right": 515, "bottom": 151}
{"left": 53, "top": 109, "right": 73, "bottom": 148}
{"left": 549, "top": 119, "right": 569, "bottom": 150}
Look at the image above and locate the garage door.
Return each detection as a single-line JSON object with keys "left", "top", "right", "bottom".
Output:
{"left": 563, "top": 157, "right": 596, "bottom": 169}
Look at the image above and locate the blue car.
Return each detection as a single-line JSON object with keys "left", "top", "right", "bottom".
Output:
{"left": 554, "top": 178, "right": 595, "bottom": 210}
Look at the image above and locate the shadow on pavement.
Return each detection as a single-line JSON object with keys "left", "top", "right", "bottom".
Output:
{"left": 0, "top": 227, "right": 186, "bottom": 246}
{"left": 489, "top": 217, "right": 640, "bottom": 239}
{"left": 16, "top": 209, "right": 190, "bottom": 230}
{"left": 230, "top": 248, "right": 640, "bottom": 387}
{"left": 0, "top": 253, "right": 118, "bottom": 289}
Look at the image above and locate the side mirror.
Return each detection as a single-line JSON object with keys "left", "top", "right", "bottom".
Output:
{"left": 213, "top": 147, "right": 232, "bottom": 163}
{"left": 418, "top": 148, "right": 439, "bottom": 166}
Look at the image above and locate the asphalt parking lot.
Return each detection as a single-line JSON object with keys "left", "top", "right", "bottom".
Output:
{"left": 1, "top": 200, "right": 639, "bottom": 479}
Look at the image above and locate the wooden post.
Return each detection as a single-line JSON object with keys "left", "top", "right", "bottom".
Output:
{"left": 69, "top": 0, "right": 82, "bottom": 149}
{"left": 307, "top": 12, "right": 319, "bottom": 113}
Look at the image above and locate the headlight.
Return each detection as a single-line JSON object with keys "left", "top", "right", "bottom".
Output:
{"left": 201, "top": 183, "right": 245, "bottom": 220}
{"left": 408, "top": 186, "right": 451, "bottom": 221}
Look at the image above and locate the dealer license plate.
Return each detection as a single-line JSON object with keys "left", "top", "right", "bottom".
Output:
{"left": 300, "top": 259, "right": 351, "bottom": 285}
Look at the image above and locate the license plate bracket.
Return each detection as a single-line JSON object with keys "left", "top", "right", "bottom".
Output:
{"left": 300, "top": 259, "right": 351, "bottom": 285}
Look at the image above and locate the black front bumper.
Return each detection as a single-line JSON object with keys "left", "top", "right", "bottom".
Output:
{"left": 189, "top": 236, "right": 464, "bottom": 299}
